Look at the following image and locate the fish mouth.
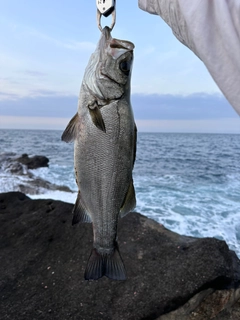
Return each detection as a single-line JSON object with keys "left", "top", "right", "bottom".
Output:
{"left": 109, "top": 39, "right": 135, "bottom": 52}
{"left": 100, "top": 27, "right": 134, "bottom": 58}
{"left": 101, "top": 26, "right": 112, "bottom": 41}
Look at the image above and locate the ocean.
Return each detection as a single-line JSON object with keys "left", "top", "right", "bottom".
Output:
{"left": 1, "top": 129, "right": 240, "bottom": 256}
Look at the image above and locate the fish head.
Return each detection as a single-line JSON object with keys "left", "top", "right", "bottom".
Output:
{"left": 84, "top": 27, "right": 135, "bottom": 101}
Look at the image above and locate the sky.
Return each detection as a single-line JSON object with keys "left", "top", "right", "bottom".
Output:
{"left": 0, "top": 0, "right": 239, "bottom": 133}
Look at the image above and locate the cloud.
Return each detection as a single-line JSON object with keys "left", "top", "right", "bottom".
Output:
{"left": 23, "top": 70, "right": 47, "bottom": 77}
{"left": 0, "top": 91, "right": 20, "bottom": 100}
{"left": 29, "top": 89, "right": 65, "bottom": 96}
{"left": 61, "top": 41, "right": 96, "bottom": 51}
{"left": 1, "top": 116, "right": 239, "bottom": 134}
{"left": 135, "top": 118, "right": 240, "bottom": 133}
{"left": 132, "top": 93, "right": 238, "bottom": 119}
{"left": 28, "top": 29, "right": 96, "bottom": 52}
{"left": 0, "top": 92, "right": 238, "bottom": 121}
{"left": 0, "top": 77, "right": 20, "bottom": 86}
{"left": 0, "top": 115, "right": 69, "bottom": 130}
{"left": 0, "top": 93, "right": 78, "bottom": 118}
{"left": 0, "top": 17, "right": 96, "bottom": 53}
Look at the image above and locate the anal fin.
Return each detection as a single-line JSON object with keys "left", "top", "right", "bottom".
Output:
{"left": 133, "top": 123, "right": 137, "bottom": 167}
{"left": 84, "top": 246, "right": 126, "bottom": 281}
{"left": 72, "top": 192, "right": 92, "bottom": 225}
{"left": 120, "top": 180, "right": 136, "bottom": 218}
{"left": 61, "top": 113, "right": 79, "bottom": 143}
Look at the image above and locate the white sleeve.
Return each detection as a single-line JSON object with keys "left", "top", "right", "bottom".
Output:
{"left": 138, "top": 0, "right": 240, "bottom": 116}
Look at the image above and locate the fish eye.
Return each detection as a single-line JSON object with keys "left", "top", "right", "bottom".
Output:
{"left": 119, "top": 59, "right": 132, "bottom": 75}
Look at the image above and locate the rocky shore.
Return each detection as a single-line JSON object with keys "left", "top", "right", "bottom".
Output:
{"left": 0, "top": 153, "right": 72, "bottom": 194}
{"left": 1, "top": 192, "right": 240, "bottom": 319}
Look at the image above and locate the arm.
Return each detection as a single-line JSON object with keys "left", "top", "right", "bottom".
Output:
{"left": 139, "top": 0, "right": 240, "bottom": 116}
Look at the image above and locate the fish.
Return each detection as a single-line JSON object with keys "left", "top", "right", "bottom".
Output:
{"left": 61, "top": 26, "right": 137, "bottom": 281}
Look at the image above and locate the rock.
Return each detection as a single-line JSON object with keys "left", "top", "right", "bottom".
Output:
{"left": 5, "top": 162, "right": 27, "bottom": 175}
{"left": 16, "top": 154, "right": 49, "bottom": 169}
{"left": 0, "top": 152, "right": 26, "bottom": 175}
{"left": 0, "top": 153, "right": 73, "bottom": 194}
{"left": 0, "top": 192, "right": 240, "bottom": 320}
{"left": 0, "top": 152, "right": 16, "bottom": 162}
{"left": 17, "top": 178, "right": 73, "bottom": 194}
{"left": 159, "top": 288, "right": 240, "bottom": 319}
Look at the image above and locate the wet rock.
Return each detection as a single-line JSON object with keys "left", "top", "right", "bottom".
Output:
{"left": 5, "top": 162, "right": 27, "bottom": 175}
{"left": 0, "top": 152, "right": 73, "bottom": 194}
{"left": 17, "top": 178, "right": 73, "bottom": 194}
{"left": 0, "top": 152, "right": 16, "bottom": 162}
{"left": 16, "top": 154, "right": 49, "bottom": 169}
{"left": 0, "top": 192, "right": 240, "bottom": 320}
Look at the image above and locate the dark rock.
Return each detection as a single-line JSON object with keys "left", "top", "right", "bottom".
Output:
{"left": 17, "top": 154, "right": 49, "bottom": 169}
{"left": 0, "top": 192, "right": 240, "bottom": 320}
{"left": 159, "top": 288, "right": 240, "bottom": 319}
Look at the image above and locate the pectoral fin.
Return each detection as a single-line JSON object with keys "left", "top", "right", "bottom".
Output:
{"left": 72, "top": 191, "right": 92, "bottom": 225}
{"left": 88, "top": 103, "right": 106, "bottom": 133}
{"left": 120, "top": 180, "right": 136, "bottom": 218}
{"left": 61, "top": 113, "right": 79, "bottom": 143}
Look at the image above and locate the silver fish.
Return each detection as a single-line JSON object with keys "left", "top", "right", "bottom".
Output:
{"left": 62, "top": 27, "right": 136, "bottom": 280}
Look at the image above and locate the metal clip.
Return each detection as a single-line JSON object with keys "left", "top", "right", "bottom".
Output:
{"left": 96, "top": 0, "right": 116, "bottom": 32}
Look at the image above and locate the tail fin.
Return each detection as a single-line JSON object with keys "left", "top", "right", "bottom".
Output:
{"left": 84, "top": 247, "right": 126, "bottom": 281}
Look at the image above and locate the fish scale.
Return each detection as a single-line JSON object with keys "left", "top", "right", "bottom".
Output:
{"left": 77, "top": 102, "right": 130, "bottom": 248}
{"left": 62, "top": 27, "right": 136, "bottom": 280}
